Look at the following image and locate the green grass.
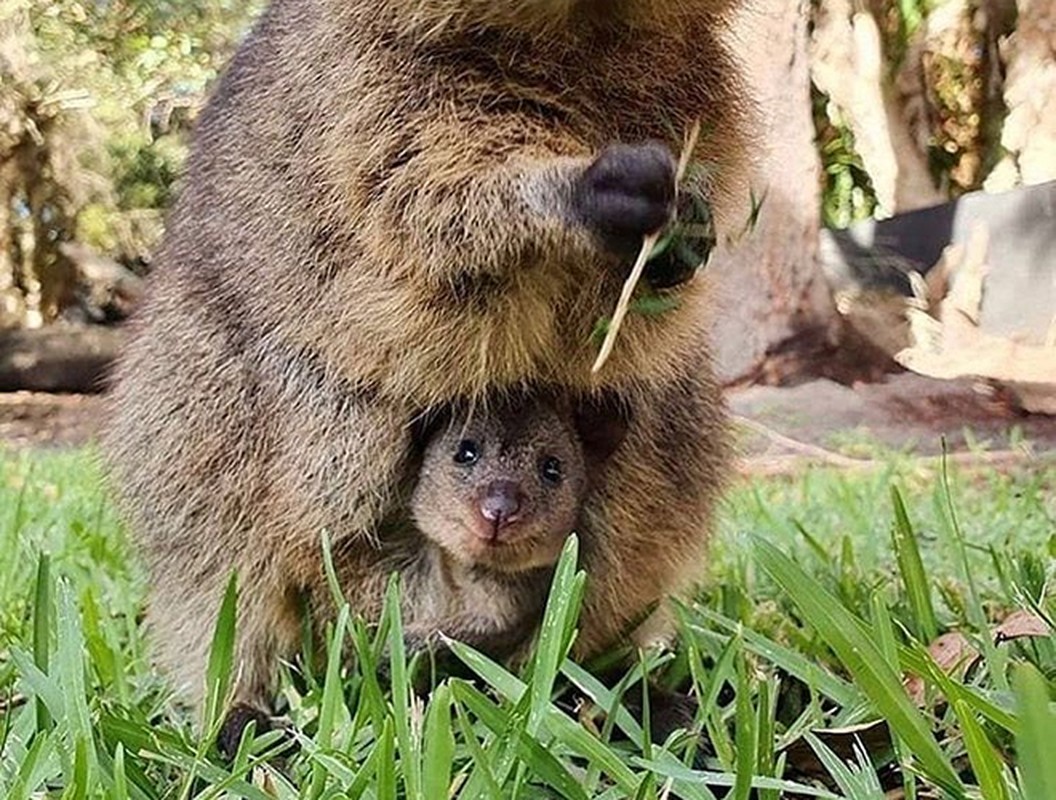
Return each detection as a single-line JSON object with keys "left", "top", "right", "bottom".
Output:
{"left": 1, "top": 445, "right": 1053, "bottom": 798}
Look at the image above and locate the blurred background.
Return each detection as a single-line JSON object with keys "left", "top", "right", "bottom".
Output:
{"left": 0, "top": 0, "right": 1053, "bottom": 461}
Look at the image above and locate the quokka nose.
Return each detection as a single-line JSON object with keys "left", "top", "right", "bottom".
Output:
{"left": 479, "top": 480, "right": 523, "bottom": 526}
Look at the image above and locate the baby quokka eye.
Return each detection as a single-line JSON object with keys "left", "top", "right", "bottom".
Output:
{"left": 540, "top": 456, "right": 563, "bottom": 485}
{"left": 454, "top": 439, "right": 480, "bottom": 465}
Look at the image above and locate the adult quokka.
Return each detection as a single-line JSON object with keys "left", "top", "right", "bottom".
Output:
{"left": 105, "top": 0, "right": 747, "bottom": 731}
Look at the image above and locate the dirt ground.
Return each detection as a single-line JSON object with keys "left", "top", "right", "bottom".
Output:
{"left": 0, "top": 391, "right": 109, "bottom": 449}
{"left": 3, "top": 372, "right": 1054, "bottom": 472}
{"left": 729, "top": 372, "right": 1056, "bottom": 472}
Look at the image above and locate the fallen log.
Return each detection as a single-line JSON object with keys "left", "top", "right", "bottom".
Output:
{"left": 0, "top": 325, "right": 125, "bottom": 393}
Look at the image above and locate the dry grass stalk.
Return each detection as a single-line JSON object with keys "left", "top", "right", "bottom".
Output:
{"left": 591, "top": 119, "right": 702, "bottom": 374}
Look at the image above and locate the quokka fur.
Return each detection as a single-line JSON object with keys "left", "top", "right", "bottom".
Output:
{"left": 104, "top": 0, "right": 749, "bottom": 716}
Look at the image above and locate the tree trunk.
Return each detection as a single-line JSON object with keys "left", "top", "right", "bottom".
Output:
{"left": 709, "top": 1, "right": 840, "bottom": 385}
{"left": 985, "top": 0, "right": 1056, "bottom": 189}
{"left": 0, "top": 161, "right": 19, "bottom": 329}
{"left": 0, "top": 5, "right": 79, "bottom": 325}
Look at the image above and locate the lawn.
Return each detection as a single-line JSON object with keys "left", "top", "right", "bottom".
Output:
{"left": 0, "top": 445, "right": 1053, "bottom": 798}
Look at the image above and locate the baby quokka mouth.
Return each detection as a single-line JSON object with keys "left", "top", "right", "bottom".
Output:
{"left": 476, "top": 479, "right": 528, "bottom": 543}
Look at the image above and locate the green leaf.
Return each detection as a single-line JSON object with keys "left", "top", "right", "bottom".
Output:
{"left": 528, "top": 534, "right": 584, "bottom": 736}
{"left": 953, "top": 699, "right": 1009, "bottom": 800}
{"left": 591, "top": 315, "right": 611, "bottom": 344}
{"left": 937, "top": 447, "right": 1007, "bottom": 692}
{"left": 804, "top": 733, "right": 885, "bottom": 799}
{"left": 870, "top": 594, "right": 917, "bottom": 800}
{"left": 382, "top": 575, "right": 421, "bottom": 800}
{"left": 56, "top": 580, "right": 96, "bottom": 796}
{"left": 732, "top": 652, "right": 755, "bottom": 800}
{"left": 377, "top": 717, "right": 397, "bottom": 800}
{"left": 319, "top": 530, "right": 346, "bottom": 618}
{"left": 9, "top": 731, "right": 57, "bottom": 800}
{"left": 899, "top": 642, "right": 1017, "bottom": 734}
{"left": 308, "top": 604, "right": 350, "bottom": 800}
{"left": 561, "top": 659, "right": 644, "bottom": 746}
{"left": 689, "top": 608, "right": 859, "bottom": 708}
{"left": 447, "top": 642, "right": 641, "bottom": 795}
{"left": 32, "top": 552, "right": 51, "bottom": 733}
{"left": 755, "top": 678, "right": 778, "bottom": 800}
{"left": 422, "top": 683, "right": 455, "bottom": 800}
{"left": 10, "top": 648, "right": 64, "bottom": 723}
{"left": 111, "top": 744, "right": 129, "bottom": 800}
{"left": 351, "top": 616, "right": 387, "bottom": 733}
{"left": 453, "top": 680, "right": 589, "bottom": 800}
{"left": 452, "top": 692, "right": 502, "bottom": 798}
{"left": 634, "top": 759, "right": 840, "bottom": 798}
{"left": 628, "top": 293, "right": 680, "bottom": 318}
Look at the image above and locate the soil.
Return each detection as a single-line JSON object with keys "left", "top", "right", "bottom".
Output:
{"left": 728, "top": 372, "right": 1056, "bottom": 473}
{"left": 0, "top": 391, "right": 108, "bottom": 450}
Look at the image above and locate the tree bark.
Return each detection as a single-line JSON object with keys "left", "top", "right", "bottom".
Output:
{"left": 985, "top": 0, "right": 1056, "bottom": 189}
{"left": 811, "top": 0, "right": 945, "bottom": 213}
{"left": 709, "top": 0, "right": 839, "bottom": 385}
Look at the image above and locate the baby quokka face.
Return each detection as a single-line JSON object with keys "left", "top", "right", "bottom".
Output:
{"left": 412, "top": 402, "right": 588, "bottom": 573}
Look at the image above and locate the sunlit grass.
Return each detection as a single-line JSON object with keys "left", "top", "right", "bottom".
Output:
{"left": 1, "top": 446, "right": 1053, "bottom": 798}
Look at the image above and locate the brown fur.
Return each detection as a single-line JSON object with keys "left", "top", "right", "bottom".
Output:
{"left": 104, "top": 0, "right": 743, "bottom": 714}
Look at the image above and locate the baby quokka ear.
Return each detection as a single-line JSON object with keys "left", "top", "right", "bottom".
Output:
{"left": 573, "top": 391, "right": 631, "bottom": 472}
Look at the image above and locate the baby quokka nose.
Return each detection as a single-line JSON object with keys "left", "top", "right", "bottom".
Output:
{"left": 477, "top": 480, "right": 525, "bottom": 540}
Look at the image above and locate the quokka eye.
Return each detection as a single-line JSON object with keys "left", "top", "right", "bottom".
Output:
{"left": 453, "top": 439, "right": 480, "bottom": 466}
{"left": 540, "top": 456, "right": 563, "bottom": 485}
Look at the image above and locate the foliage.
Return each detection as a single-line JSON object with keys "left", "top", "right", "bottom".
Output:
{"left": 0, "top": 0, "right": 261, "bottom": 324}
{"left": 812, "top": 85, "right": 879, "bottom": 229}
{"left": 0, "top": 447, "right": 1053, "bottom": 797}
{"left": 811, "top": 0, "right": 1020, "bottom": 228}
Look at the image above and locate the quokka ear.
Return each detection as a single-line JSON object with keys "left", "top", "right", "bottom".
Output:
{"left": 573, "top": 390, "right": 632, "bottom": 470}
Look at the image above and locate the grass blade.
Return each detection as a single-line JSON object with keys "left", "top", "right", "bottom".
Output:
{"left": 953, "top": 699, "right": 1009, "bottom": 800}
{"left": 689, "top": 608, "right": 859, "bottom": 709}
{"left": 308, "top": 604, "right": 350, "bottom": 799}
{"left": 453, "top": 680, "right": 590, "bottom": 800}
{"left": 528, "top": 534, "right": 584, "bottom": 736}
{"left": 377, "top": 717, "right": 397, "bottom": 800}
{"left": 936, "top": 448, "right": 1007, "bottom": 692}
{"left": 804, "top": 733, "right": 885, "bottom": 799}
{"left": 111, "top": 743, "right": 129, "bottom": 800}
{"left": 32, "top": 552, "right": 51, "bottom": 733}
{"left": 56, "top": 580, "right": 97, "bottom": 795}
{"left": 754, "top": 539, "right": 964, "bottom": 795}
{"left": 452, "top": 692, "right": 502, "bottom": 799}
{"left": 422, "top": 683, "right": 455, "bottom": 800}
{"left": 1013, "top": 664, "right": 1056, "bottom": 800}
{"left": 382, "top": 575, "right": 421, "bottom": 800}
{"left": 890, "top": 487, "right": 938, "bottom": 643}
{"left": 635, "top": 759, "right": 840, "bottom": 798}
{"left": 203, "top": 572, "right": 238, "bottom": 737}
{"left": 448, "top": 640, "right": 642, "bottom": 795}
{"left": 899, "top": 642, "right": 1018, "bottom": 734}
